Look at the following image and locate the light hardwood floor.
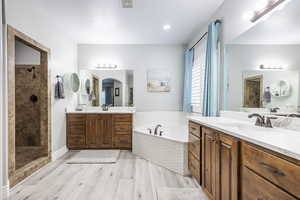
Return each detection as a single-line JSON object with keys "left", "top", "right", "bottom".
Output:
{"left": 6, "top": 151, "right": 208, "bottom": 200}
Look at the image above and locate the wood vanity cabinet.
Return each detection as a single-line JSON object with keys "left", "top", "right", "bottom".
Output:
{"left": 189, "top": 123, "right": 239, "bottom": 200}
{"left": 189, "top": 120, "right": 300, "bottom": 200}
{"left": 67, "top": 113, "right": 133, "bottom": 149}
{"left": 188, "top": 122, "right": 201, "bottom": 184}
{"left": 241, "top": 142, "right": 300, "bottom": 200}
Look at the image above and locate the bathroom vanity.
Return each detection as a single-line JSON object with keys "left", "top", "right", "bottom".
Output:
{"left": 66, "top": 112, "right": 133, "bottom": 149}
{"left": 188, "top": 117, "right": 300, "bottom": 200}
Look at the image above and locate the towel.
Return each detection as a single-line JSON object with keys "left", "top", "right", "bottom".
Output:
{"left": 55, "top": 79, "right": 65, "bottom": 99}
{"left": 263, "top": 86, "right": 271, "bottom": 103}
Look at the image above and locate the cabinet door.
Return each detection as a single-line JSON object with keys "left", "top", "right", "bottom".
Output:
{"left": 86, "top": 115, "right": 100, "bottom": 148}
{"left": 86, "top": 114, "right": 112, "bottom": 148}
{"left": 67, "top": 114, "right": 86, "bottom": 149}
{"left": 216, "top": 134, "right": 239, "bottom": 200}
{"left": 98, "top": 115, "right": 112, "bottom": 148}
{"left": 202, "top": 127, "right": 217, "bottom": 200}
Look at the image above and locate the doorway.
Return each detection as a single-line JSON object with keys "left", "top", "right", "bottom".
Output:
{"left": 7, "top": 26, "right": 51, "bottom": 187}
{"left": 243, "top": 75, "right": 263, "bottom": 108}
{"left": 92, "top": 76, "right": 100, "bottom": 106}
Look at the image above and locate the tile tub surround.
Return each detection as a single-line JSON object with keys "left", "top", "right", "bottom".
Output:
{"left": 189, "top": 115, "right": 300, "bottom": 161}
{"left": 133, "top": 127, "right": 189, "bottom": 176}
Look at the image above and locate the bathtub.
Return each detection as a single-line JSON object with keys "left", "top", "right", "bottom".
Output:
{"left": 133, "top": 111, "right": 192, "bottom": 176}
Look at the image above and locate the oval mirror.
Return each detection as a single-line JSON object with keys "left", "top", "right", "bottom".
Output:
{"left": 70, "top": 73, "right": 80, "bottom": 93}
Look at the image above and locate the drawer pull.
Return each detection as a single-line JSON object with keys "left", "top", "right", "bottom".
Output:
{"left": 191, "top": 127, "right": 197, "bottom": 130}
{"left": 259, "top": 162, "right": 285, "bottom": 177}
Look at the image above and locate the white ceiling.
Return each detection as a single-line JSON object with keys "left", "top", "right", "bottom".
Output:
{"left": 32, "top": 0, "right": 224, "bottom": 44}
{"left": 233, "top": 0, "right": 300, "bottom": 44}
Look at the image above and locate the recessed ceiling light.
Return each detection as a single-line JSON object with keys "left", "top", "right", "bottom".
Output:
{"left": 163, "top": 24, "right": 171, "bottom": 31}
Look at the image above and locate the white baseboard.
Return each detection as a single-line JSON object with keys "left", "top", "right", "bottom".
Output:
{"left": 52, "top": 146, "right": 68, "bottom": 161}
{"left": 2, "top": 184, "right": 9, "bottom": 199}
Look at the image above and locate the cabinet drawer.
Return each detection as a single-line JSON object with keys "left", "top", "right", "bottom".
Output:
{"left": 68, "top": 126, "right": 85, "bottom": 136}
{"left": 242, "top": 167, "right": 297, "bottom": 200}
{"left": 67, "top": 114, "right": 86, "bottom": 122}
{"left": 242, "top": 143, "right": 300, "bottom": 198}
{"left": 188, "top": 134, "right": 201, "bottom": 160}
{"left": 189, "top": 121, "right": 201, "bottom": 137}
{"left": 114, "top": 131, "right": 132, "bottom": 135}
{"left": 113, "top": 135, "right": 132, "bottom": 149}
{"left": 188, "top": 152, "right": 200, "bottom": 184}
{"left": 113, "top": 114, "right": 132, "bottom": 122}
{"left": 114, "top": 122, "right": 132, "bottom": 132}
{"left": 68, "top": 135, "right": 85, "bottom": 148}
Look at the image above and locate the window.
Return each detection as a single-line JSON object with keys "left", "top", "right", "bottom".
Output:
{"left": 191, "top": 37, "right": 207, "bottom": 113}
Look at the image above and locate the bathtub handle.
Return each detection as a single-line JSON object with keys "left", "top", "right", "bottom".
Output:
{"left": 159, "top": 131, "right": 163, "bottom": 136}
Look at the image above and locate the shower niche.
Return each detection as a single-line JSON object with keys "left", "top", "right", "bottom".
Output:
{"left": 8, "top": 26, "right": 51, "bottom": 187}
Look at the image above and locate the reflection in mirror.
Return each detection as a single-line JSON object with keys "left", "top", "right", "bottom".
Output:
{"left": 102, "top": 78, "right": 123, "bottom": 106}
{"left": 224, "top": 0, "right": 300, "bottom": 116}
{"left": 79, "top": 69, "right": 134, "bottom": 107}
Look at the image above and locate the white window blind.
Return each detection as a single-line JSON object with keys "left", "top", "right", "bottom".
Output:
{"left": 191, "top": 36, "right": 207, "bottom": 113}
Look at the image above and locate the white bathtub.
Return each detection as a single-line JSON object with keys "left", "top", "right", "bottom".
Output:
{"left": 133, "top": 111, "right": 192, "bottom": 176}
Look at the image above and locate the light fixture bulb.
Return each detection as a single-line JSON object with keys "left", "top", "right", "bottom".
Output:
{"left": 243, "top": 11, "right": 255, "bottom": 21}
{"left": 163, "top": 24, "right": 171, "bottom": 31}
{"left": 255, "top": 0, "right": 269, "bottom": 11}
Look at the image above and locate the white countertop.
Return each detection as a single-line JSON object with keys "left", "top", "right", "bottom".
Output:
{"left": 67, "top": 107, "right": 135, "bottom": 114}
{"left": 189, "top": 116, "right": 300, "bottom": 161}
{"left": 67, "top": 110, "right": 135, "bottom": 114}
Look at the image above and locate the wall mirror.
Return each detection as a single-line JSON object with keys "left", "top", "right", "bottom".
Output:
{"left": 63, "top": 73, "right": 80, "bottom": 93}
{"left": 79, "top": 69, "right": 134, "bottom": 107}
{"left": 224, "top": 0, "right": 300, "bottom": 116}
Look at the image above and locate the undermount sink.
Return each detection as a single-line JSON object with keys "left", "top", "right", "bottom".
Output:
{"left": 215, "top": 121, "right": 273, "bottom": 132}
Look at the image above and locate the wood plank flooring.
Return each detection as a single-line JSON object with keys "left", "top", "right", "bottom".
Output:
{"left": 6, "top": 151, "right": 208, "bottom": 200}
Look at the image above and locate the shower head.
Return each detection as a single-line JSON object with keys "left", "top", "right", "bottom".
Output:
{"left": 27, "top": 66, "right": 36, "bottom": 79}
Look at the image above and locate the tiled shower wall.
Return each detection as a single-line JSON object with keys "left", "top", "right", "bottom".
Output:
{"left": 15, "top": 65, "right": 41, "bottom": 146}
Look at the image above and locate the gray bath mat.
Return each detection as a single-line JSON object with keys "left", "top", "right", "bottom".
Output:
{"left": 157, "top": 188, "right": 208, "bottom": 200}
{"left": 67, "top": 150, "right": 120, "bottom": 164}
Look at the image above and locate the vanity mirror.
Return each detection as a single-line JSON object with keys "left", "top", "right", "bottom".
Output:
{"left": 79, "top": 69, "right": 134, "bottom": 107}
{"left": 224, "top": 0, "right": 300, "bottom": 115}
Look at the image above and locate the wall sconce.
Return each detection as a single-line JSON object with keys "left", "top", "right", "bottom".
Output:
{"left": 243, "top": 0, "right": 292, "bottom": 23}
{"left": 96, "top": 64, "right": 118, "bottom": 69}
{"left": 259, "top": 64, "right": 284, "bottom": 70}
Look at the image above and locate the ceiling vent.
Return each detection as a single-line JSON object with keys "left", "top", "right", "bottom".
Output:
{"left": 121, "top": 0, "right": 133, "bottom": 8}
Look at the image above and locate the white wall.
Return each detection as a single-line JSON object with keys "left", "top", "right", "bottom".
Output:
{"left": 15, "top": 41, "right": 40, "bottom": 65}
{"left": 189, "top": 0, "right": 260, "bottom": 47}
{"left": 1, "top": 0, "right": 4, "bottom": 197}
{"left": 226, "top": 44, "right": 300, "bottom": 111}
{"left": 3, "top": 0, "right": 78, "bottom": 188}
{"left": 78, "top": 44, "right": 185, "bottom": 111}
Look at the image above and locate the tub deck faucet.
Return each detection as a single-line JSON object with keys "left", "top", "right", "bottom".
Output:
{"left": 154, "top": 124, "right": 162, "bottom": 135}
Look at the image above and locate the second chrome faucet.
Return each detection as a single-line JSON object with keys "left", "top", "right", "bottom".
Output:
{"left": 248, "top": 113, "right": 277, "bottom": 128}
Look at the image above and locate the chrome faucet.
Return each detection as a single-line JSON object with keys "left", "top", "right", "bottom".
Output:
{"left": 248, "top": 113, "right": 277, "bottom": 128}
{"left": 248, "top": 113, "right": 265, "bottom": 127}
{"left": 154, "top": 124, "right": 162, "bottom": 135}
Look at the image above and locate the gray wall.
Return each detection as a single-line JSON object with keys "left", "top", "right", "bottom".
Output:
{"left": 78, "top": 44, "right": 186, "bottom": 111}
